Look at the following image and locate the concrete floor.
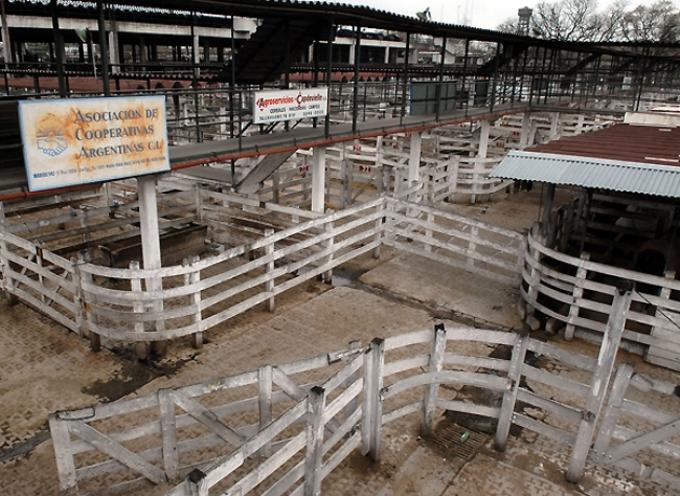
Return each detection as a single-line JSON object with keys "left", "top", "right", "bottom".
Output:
{"left": 0, "top": 190, "right": 678, "bottom": 495}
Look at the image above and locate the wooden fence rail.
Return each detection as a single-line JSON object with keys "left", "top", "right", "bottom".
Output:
{"left": 1, "top": 194, "right": 522, "bottom": 349}
{"left": 521, "top": 228, "right": 680, "bottom": 371}
{"left": 49, "top": 299, "right": 679, "bottom": 495}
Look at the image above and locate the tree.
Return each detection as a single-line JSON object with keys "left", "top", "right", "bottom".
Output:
{"left": 497, "top": 0, "right": 679, "bottom": 42}
{"left": 621, "top": 0, "right": 680, "bottom": 42}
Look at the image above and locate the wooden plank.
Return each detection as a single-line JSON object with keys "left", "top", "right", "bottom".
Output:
{"left": 48, "top": 414, "right": 78, "bottom": 492}
{"left": 605, "top": 418, "right": 680, "bottom": 463}
{"left": 422, "top": 325, "right": 446, "bottom": 436}
{"left": 159, "top": 389, "right": 179, "bottom": 480}
{"left": 304, "top": 387, "right": 326, "bottom": 496}
{"left": 68, "top": 421, "right": 166, "bottom": 484}
{"left": 170, "top": 391, "right": 246, "bottom": 447}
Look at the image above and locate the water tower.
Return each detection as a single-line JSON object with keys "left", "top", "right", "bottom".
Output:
{"left": 517, "top": 7, "right": 533, "bottom": 36}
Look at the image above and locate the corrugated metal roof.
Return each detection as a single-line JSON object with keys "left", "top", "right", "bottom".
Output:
{"left": 491, "top": 151, "right": 680, "bottom": 198}
{"left": 528, "top": 124, "right": 680, "bottom": 166}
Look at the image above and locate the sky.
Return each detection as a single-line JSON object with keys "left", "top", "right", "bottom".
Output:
{"left": 335, "top": 0, "right": 676, "bottom": 30}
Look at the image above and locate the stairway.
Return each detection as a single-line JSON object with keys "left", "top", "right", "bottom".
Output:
{"left": 220, "top": 17, "right": 330, "bottom": 85}
{"left": 234, "top": 150, "right": 295, "bottom": 194}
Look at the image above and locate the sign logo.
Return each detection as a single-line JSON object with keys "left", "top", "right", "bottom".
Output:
{"left": 36, "top": 114, "right": 68, "bottom": 157}
{"left": 253, "top": 87, "right": 328, "bottom": 124}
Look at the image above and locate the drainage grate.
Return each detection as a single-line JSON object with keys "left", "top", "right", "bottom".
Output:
{"left": 429, "top": 418, "right": 489, "bottom": 461}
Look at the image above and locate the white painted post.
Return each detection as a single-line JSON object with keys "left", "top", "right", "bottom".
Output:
{"left": 375, "top": 136, "right": 384, "bottom": 194}
{"left": 264, "top": 229, "right": 275, "bottom": 312}
{"left": 519, "top": 113, "right": 531, "bottom": 148}
{"left": 192, "top": 32, "right": 200, "bottom": 79}
{"left": 184, "top": 256, "right": 203, "bottom": 348}
{"left": 566, "top": 287, "right": 633, "bottom": 483}
{"left": 408, "top": 132, "right": 422, "bottom": 185}
{"left": 323, "top": 221, "right": 334, "bottom": 283}
{"left": 477, "top": 120, "right": 491, "bottom": 159}
{"left": 71, "top": 256, "right": 84, "bottom": 336}
{"left": 361, "top": 338, "right": 385, "bottom": 461}
{"left": 592, "top": 364, "right": 634, "bottom": 458}
{"left": 258, "top": 365, "right": 273, "bottom": 458}
{"left": 194, "top": 184, "right": 203, "bottom": 223}
{"left": 311, "top": 146, "right": 326, "bottom": 213}
{"left": 472, "top": 120, "right": 491, "bottom": 204}
{"left": 159, "top": 389, "right": 179, "bottom": 480}
{"left": 448, "top": 156, "right": 459, "bottom": 202}
{"left": 0, "top": 202, "right": 16, "bottom": 305}
{"left": 137, "top": 176, "right": 165, "bottom": 339}
{"left": 373, "top": 201, "right": 384, "bottom": 259}
{"left": 421, "top": 324, "right": 446, "bottom": 436}
{"left": 494, "top": 333, "right": 529, "bottom": 451}
{"left": 108, "top": 23, "right": 120, "bottom": 73}
{"left": 565, "top": 253, "right": 589, "bottom": 341}
{"left": 129, "top": 261, "right": 150, "bottom": 359}
{"left": 549, "top": 112, "right": 561, "bottom": 140}
{"left": 425, "top": 211, "right": 434, "bottom": 253}
{"left": 48, "top": 414, "right": 78, "bottom": 493}
{"left": 304, "top": 386, "right": 326, "bottom": 496}
{"left": 0, "top": 4, "right": 12, "bottom": 67}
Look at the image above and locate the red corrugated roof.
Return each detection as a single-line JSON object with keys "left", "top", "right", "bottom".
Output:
{"left": 529, "top": 124, "right": 680, "bottom": 167}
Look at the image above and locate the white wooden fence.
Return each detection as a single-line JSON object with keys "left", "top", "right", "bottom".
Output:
{"left": 49, "top": 311, "right": 680, "bottom": 495}
{"left": 0, "top": 192, "right": 524, "bottom": 348}
{"left": 521, "top": 228, "right": 680, "bottom": 371}
{"left": 383, "top": 197, "right": 525, "bottom": 285}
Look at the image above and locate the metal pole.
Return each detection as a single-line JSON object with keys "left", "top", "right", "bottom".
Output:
{"left": 400, "top": 32, "right": 410, "bottom": 124}
{"left": 461, "top": 38, "right": 469, "bottom": 112}
{"left": 283, "top": 20, "right": 290, "bottom": 132}
{"left": 489, "top": 42, "right": 501, "bottom": 113}
{"left": 352, "top": 23, "right": 361, "bottom": 134}
{"left": 230, "top": 14, "right": 236, "bottom": 176}
{"left": 50, "top": 0, "right": 67, "bottom": 97}
{"left": 191, "top": 11, "right": 200, "bottom": 142}
{"left": 518, "top": 45, "right": 528, "bottom": 102}
{"left": 435, "top": 36, "right": 446, "bottom": 121}
{"left": 324, "top": 20, "right": 333, "bottom": 138}
{"left": 0, "top": 0, "right": 12, "bottom": 68}
{"left": 96, "top": 0, "right": 110, "bottom": 96}
{"left": 312, "top": 40, "right": 319, "bottom": 128}
{"left": 544, "top": 48, "right": 555, "bottom": 104}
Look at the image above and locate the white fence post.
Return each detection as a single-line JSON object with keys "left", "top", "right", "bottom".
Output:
{"left": 448, "top": 156, "right": 459, "bottom": 202}
{"left": 159, "top": 388, "right": 179, "bottom": 480}
{"left": 565, "top": 253, "right": 589, "bottom": 341}
{"left": 264, "top": 229, "right": 275, "bottom": 312}
{"left": 361, "top": 338, "right": 385, "bottom": 461}
{"left": 323, "top": 221, "right": 334, "bottom": 283}
{"left": 0, "top": 203, "right": 17, "bottom": 305}
{"left": 71, "top": 256, "right": 84, "bottom": 337}
{"left": 592, "top": 364, "right": 635, "bottom": 459}
{"left": 184, "top": 256, "right": 203, "bottom": 348}
{"left": 48, "top": 413, "right": 78, "bottom": 494}
{"left": 421, "top": 324, "right": 446, "bottom": 437}
{"left": 258, "top": 365, "right": 273, "bottom": 458}
{"left": 304, "top": 386, "right": 326, "bottom": 496}
{"left": 373, "top": 200, "right": 384, "bottom": 259}
{"left": 494, "top": 333, "right": 529, "bottom": 451}
{"left": 566, "top": 287, "right": 633, "bottom": 483}
{"left": 130, "top": 261, "right": 149, "bottom": 359}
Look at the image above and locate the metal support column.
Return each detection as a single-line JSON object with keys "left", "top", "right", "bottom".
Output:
{"left": 50, "top": 0, "right": 67, "bottom": 97}
{"left": 96, "top": 0, "right": 110, "bottom": 96}
{"left": 435, "top": 36, "right": 446, "bottom": 120}
{"left": 352, "top": 23, "right": 361, "bottom": 134}
{"left": 400, "top": 32, "right": 410, "bottom": 124}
